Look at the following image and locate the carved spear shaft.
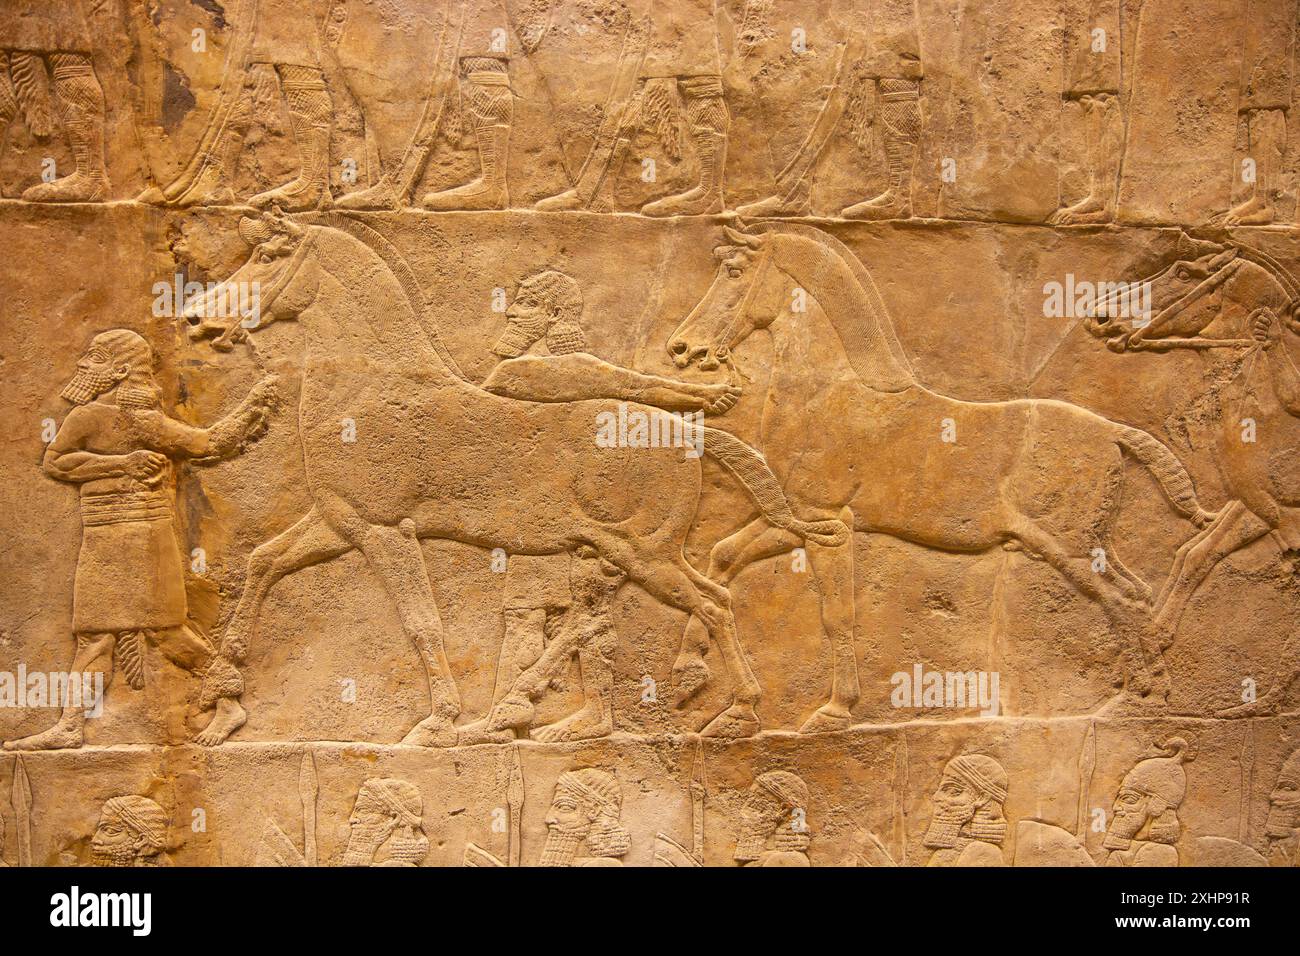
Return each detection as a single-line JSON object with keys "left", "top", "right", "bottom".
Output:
{"left": 508, "top": 746, "right": 524, "bottom": 868}
{"left": 300, "top": 749, "right": 319, "bottom": 867}
{"left": 690, "top": 740, "right": 706, "bottom": 864}
{"left": 12, "top": 755, "right": 31, "bottom": 867}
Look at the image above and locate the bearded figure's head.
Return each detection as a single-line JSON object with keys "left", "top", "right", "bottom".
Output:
{"left": 734, "top": 770, "right": 810, "bottom": 862}
{"left": 1104, "top": 737, "right": 1193, "bottom": 851}
{"left": 493, "top": 270, "right": 586, "bottom": 358}
{"left": 91, "top": 796, "right": 169, "bottom": 867}
{"left": 923, "top": 754, "right": 1009, "bottom": 850}
{"left": 62, "top": 329, "right": 161, "bottom": 410}
{"left": 540, "top": 768, "right": 629, "bottom": 867}
{"left": 1266, "top": 750, "right": 1300, "bottom": 855}
{"left": 343, "top": 778, "right": 428, "bottom": 867}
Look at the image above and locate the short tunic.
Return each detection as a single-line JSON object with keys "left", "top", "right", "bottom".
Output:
{"left": 641, "top": 0, "right": 722, "bottom": 79}
{"left": 73, "top": 490, "right": 187, "bottom": 634}
{"left": 0, "top": 1, "right": 92, "bottom": 53}
{"left": 247, "top": 0, "right": 325, "bottom": 68}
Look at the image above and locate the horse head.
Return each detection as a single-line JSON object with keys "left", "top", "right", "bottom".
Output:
{"left": 668, "top": 225, "right": 785, "bottom": 372}
{"left": 182, "top": 205, "right": 318, "bottom": 351}
{"left": 1084, "top": 237, "right": 1246, "bottom": 352}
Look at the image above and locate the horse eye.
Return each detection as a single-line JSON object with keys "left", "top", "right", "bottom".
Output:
{"left": 1176, "top": 267, "right": 1191, "bottom": 281}
{"left": 727, "top": 266, "right": 743, "bottom": 278}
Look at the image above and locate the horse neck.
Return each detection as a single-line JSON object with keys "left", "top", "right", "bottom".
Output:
{"left": 302, "top": 231, "right": 461, "bottom": 384}
{"left": 766, "top": 266, "right": 860, "bottom": 381}
{"left": 764, "top": 232, "right": 916, "bottom": 394}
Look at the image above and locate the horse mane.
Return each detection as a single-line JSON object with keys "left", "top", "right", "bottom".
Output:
{"left": 314, "top": 212, "right": 468, "bottom": 380}
{"left": 1225, "top": 240, "right": 1300, "bottom": 317}
{"left": 744, "top": 220, "right": 916, "bottom": 392}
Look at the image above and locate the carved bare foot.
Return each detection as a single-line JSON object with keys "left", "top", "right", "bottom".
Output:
{"left": 533, "top": 702, "right": 613, "bottom": 743}
{"left": 3, "top": 718, "right": 85, "bottom": 751}
{"left": 248, "top": 175, "right": 326, "bottom": 212}
{"left": 534, "top": 188, "right": 586, "bottom": 212}
{"left": 841, "top": 189, "right": 911, "bottom": 221}
{"left": 700, "top": 702, "right": 760, "bottom": 738}
{"left": 799, "top": 703, "right": 852, "bottom": 734}
{"left": 1223, "top": 194, "right": 1275, "bottom": 226}
{"left": 334, "top": 179, "right": 402, "bottom": 211}
{"left": 487, "top": 692, "right": 535, "bottom": 732}
{"left": 1048, "top": 195, "right": 1111, "bottom": 226}
{"left": 401, "top": 714, "right": 458, "bottom": 748}
{"left": 455, "top": 718, "right": 516, "bottom": 745}
{"left": 735, "top": 191, "right": 810, "bottom": 218}
{"left": 194, "top": 698, "right": 247, "bottom": 746}
{"left": 1217, "top": 687, "right": 1286, "bottom": 718}
{"left": 670, "top": 652, "right": 711, "bottom": 708}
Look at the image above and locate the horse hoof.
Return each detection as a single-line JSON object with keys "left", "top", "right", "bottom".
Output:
{"left": 670, "top": 656, "right": 711, "bottom": 709}
{"left": 799, "top": 706, "right": 852, "bottom": 734}
{"left": 402, "top": 717, "right": 458, "bottom": 748}
{"left": 700, "top": 704, "right": 760, "bottom": 739}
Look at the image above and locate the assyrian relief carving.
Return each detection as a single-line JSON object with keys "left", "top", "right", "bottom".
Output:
{"left": 1, "top": 0, "right": 1299, "bottom": 870}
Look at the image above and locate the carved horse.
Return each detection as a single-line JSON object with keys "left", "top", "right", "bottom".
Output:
{"left": 183, "top": 211, "right": 846, "bottom": 745}
{"left": 667, "top": 223, "right": 1216, "bottom": 729}
{"left": 1085, "top": 238, "right": 1300, "bottom": 715}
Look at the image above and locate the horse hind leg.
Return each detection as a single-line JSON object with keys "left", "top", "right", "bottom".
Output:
{"left": 800, "top": 507, "right": 859, "bottom": 734}
{"left": 1154, "top": 500, "right": 1271, "bottom": 636}
{"left": 356, "top": 519, "right": 460, "bottom": 747}
{"left": 673, "top": 519, "right": 798, "bottom": 708}
{"left": 591, "top": 530, "right": 763, "bottom": 739}
{"left": 1006, "top": 513, "right": 1170, "bottom": 704}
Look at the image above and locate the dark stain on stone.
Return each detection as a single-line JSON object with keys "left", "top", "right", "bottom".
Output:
{"left": 191, "top": 0, "right": 229, "bottom": 31}
{"left": 161, "top": 62, "right": 197, "bottom": 134}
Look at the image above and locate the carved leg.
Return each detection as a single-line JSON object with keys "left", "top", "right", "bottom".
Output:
{"left": 1153, "top": 500, "right": 1271, "bottom": 637}
{"left": 2, "top": 631, "right": 115, "bottom": 751}
{"left": 1225, "top": 107, "right": 1287, "bottom": 226}
{"left": 641, "top": 75, "right": 728, "bottom": 217}
{"left": 0, "top": 53, "right": 17, "bottom": 149}
{"left": 422, "top": 58, "right": 512, "bottom": 211}
{"left": 1049, "top": 92, "right": 1121, "bottom": 225}
{"left": 195, "top": 508, "right": 351, "bottom": 747}
{"left": 356, "top": 520, "right": 460, "bottom": 747}
{"left": 799, "top": 509, "right": 859, "bottom": 733}
{"left": 842, "top": 78, "right": 920, "bottom": 221}
{"left": 1007, "top": 514, "right": 1168, "bottom": 704}
{"left": 22, "top": 53, "right": 109, "bottom": 203}
{"left": 672, "top": 519, "right": 796, "bottom": 707}
{"left": 248, "top": 65, "right": 332, "bottom": 211}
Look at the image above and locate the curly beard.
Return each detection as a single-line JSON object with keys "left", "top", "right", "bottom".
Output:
{"left": 341, "top": 822, "right": 389, "bottom": 867}
{"left": 539, "top": 826, "right": 584, "bottom": 867}
{"left": 733, "top": 824, "right": 771, "bottom": 863}
{"left": 92, "top": 843, "right": 140, "bottom": 867}
{"left": 922, "top": 806, "right": 971, "bottom": 849}
{"left": 62, "top": 367, "right": 118, "bottom": 405}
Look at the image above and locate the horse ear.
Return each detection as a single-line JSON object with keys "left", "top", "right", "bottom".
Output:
{"left": 1207, "top": 246, "right": 1239, "bottom": 270}
{"left": 722, "top": 225, "right": 760, "bottom": 249}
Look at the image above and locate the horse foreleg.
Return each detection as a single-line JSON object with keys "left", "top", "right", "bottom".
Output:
{"left": 800, "top": 507, "right": 859, "bottom": 733}
{"left": 197, "top": 508, "right": 351, "bottom": 746}
{"left": 222, "top": 507, "right": 350, "bottom": 662}
{"left": 356, "top": 520, "right": 460, "bottom": 747}
{"left": 1154, "top": 500, "right": 1271, "bottom": 636}
{"left": 672, "top": 519, "right": 799, "bottom": 707}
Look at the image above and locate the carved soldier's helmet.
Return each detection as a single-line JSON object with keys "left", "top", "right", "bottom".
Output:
{"left": 1121, "top": 737, "right": 1194, "bottom": 809}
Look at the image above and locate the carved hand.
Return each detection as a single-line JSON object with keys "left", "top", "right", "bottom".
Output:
{"left": 123, "top": 449, "right": 168, "bottom": 485}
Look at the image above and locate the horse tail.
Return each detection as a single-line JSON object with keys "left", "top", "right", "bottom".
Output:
{"left": 701, "top": 426, "right": 850, "bottom": 547}
{"left": 1113, "top": 424, "right": 1215, "bottom": 527}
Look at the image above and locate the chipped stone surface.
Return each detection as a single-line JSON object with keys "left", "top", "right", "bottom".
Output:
{"left": 0, "top": 0, "right": 1298, "bottom": 867}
